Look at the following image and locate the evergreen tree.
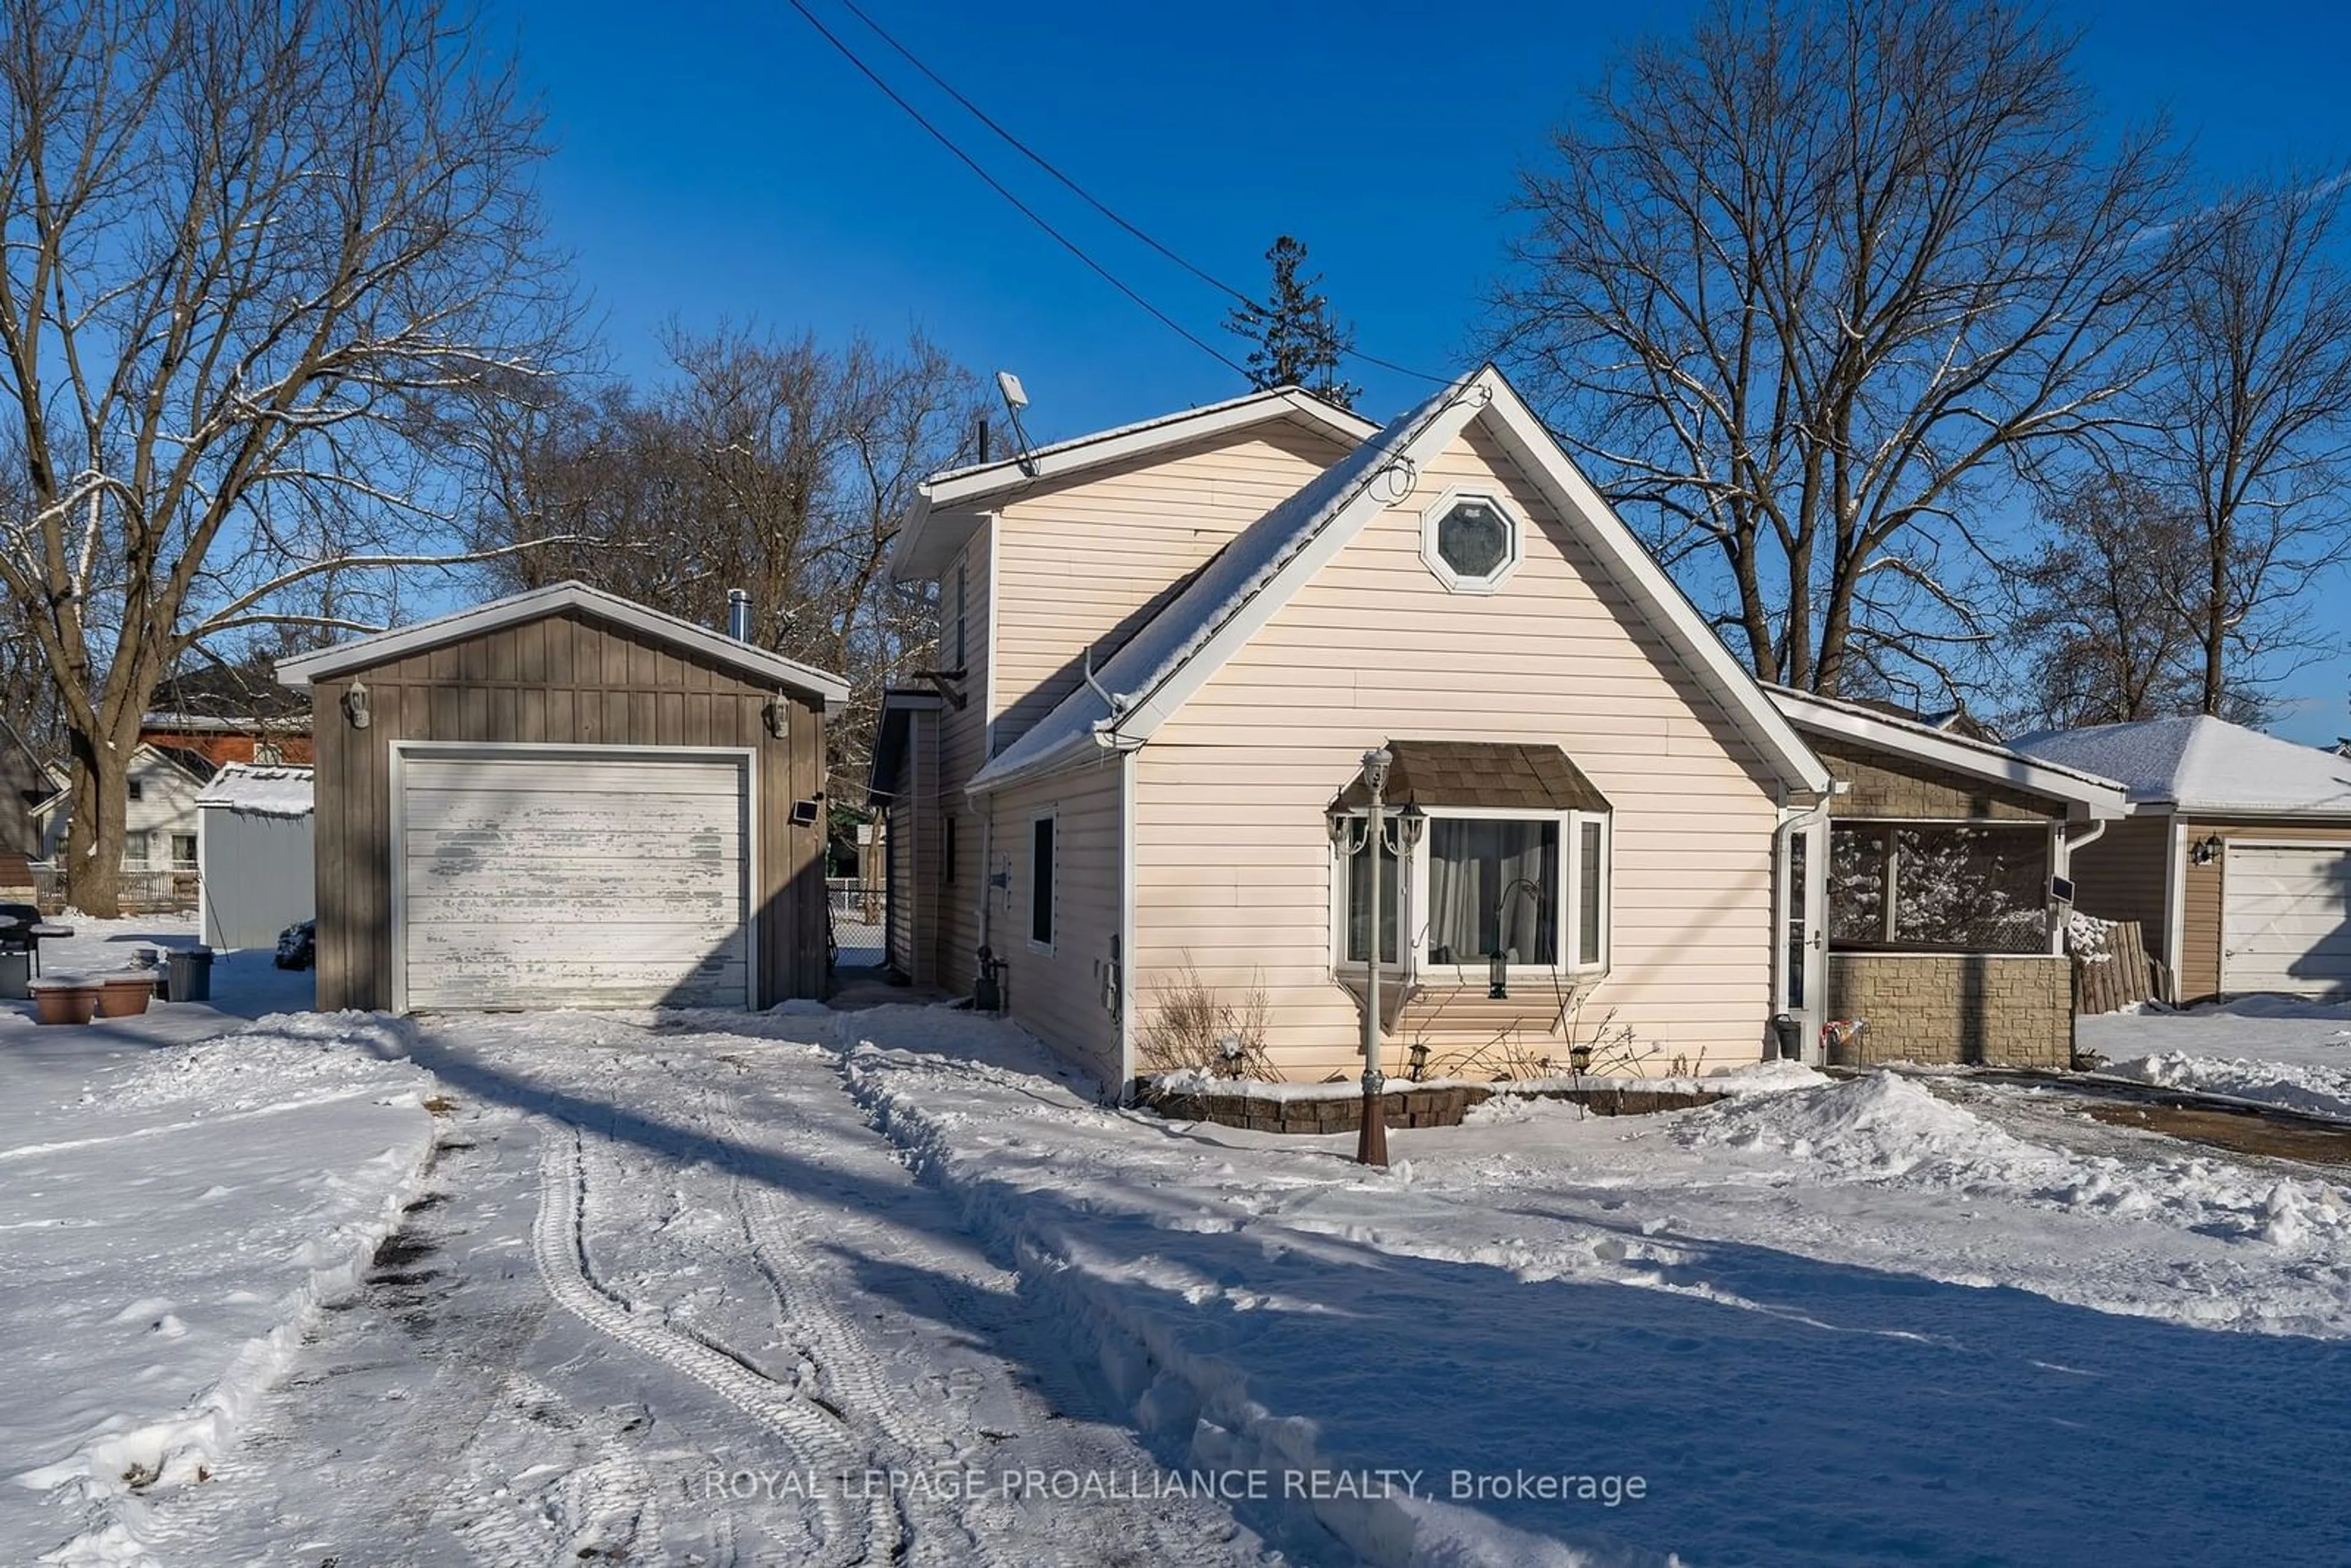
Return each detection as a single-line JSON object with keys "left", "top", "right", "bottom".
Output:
{"left": 1224, "top": 236, "right": 1360, "bottom": 409}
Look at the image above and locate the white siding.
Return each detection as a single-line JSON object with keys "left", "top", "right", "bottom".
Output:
{"left": 984, "top": 758, "right": 1124, "bottom": 1087}
{"left": 989, "top": 424, "right": 1353, "bottom": 752}
{"left": 1133, "top": 424, "right": 1783, "bottom": 1079}
{"left": 935, "top": 529, "right": 993, "bottom": 995}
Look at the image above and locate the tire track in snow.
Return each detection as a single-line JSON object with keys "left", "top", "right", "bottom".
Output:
{"left": 531, "top": 1121, "right": 897, "bottom": 1567}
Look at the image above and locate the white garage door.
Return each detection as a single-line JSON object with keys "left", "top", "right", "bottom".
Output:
{"left": 2222, "top": 844, "right": 2351, "bottom": 998}
{"left": 399, "top": 749, "right": 750, "bottom": 1010}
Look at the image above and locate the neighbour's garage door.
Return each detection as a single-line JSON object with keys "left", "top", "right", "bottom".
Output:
{"left": 399, "top": 749, "right": 749, "bottom": 1010}
{"left": 2222, "top": 844, "right": 2351, "bottom": 998}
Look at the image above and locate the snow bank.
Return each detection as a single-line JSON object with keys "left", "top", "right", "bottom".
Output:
{"left": 1, "top": 1010, "right": 435, "bottom": 1562}
{"left": 1678, "top": 1070, "right": 2033, "bottom": 1178}
{"left": 2105, "top": 1051, "right": 2351, "bottom": 1123}
{"left": 104, "top": 1010, "right": 418, "bottom": 1112}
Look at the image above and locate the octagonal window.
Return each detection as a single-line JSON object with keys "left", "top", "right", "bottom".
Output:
{"left": 1420, "top": 492, "right": 1521, "bottom": 592}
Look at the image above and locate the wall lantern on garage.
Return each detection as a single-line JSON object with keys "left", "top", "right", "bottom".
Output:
{"left": 763, "top": 692, "right": 790, "bottom": 739}
{"left": 342, "top": 680, "right": 371, "bottom": 730}
{"left": 2191, "top": 833, "right": 2225, "bottom": 866}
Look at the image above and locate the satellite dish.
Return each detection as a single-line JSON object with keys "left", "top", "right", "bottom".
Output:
{"left": 994, "top": 371, "right": 1037, "bottom": 475}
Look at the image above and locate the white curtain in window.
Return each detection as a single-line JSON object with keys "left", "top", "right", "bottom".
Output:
{"left": 1427, "top": 819, "right": 1558, "bottom": 964}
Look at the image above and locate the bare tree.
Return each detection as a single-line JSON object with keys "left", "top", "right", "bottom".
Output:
{"left": 0, "top": 0, "right": 574, "bottom": 914}
{"left": 1488, "top": 0, "right": 2177, "bottom": 702}
{"left": 2143, "top": 171, "right": 2351, "bottom": 715}
{"left": 2003, "top": 470, "right": 2211, "bottom": 730}
{"left": 473, "top": 326, "right": 981, "bottom": 800}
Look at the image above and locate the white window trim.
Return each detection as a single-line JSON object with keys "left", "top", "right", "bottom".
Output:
{"left": 1329, "top": 805, "right": 1612, "bottom": 982}
{"left": 1418, "top": 486, "right": 1524, "bottom": 595}
{"left": 121, "top": 830, "right": 151, "bottom": 869}
{"left": 1026, "top": 808, "right": 1058, "bottom": 956}
{"left": 170, "top": 832, "right": 199, "bottom": 871}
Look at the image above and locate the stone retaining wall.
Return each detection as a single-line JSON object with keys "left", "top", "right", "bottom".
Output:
{"left": 1131, "top": 1081, "right": 1727, "bottom": 1135}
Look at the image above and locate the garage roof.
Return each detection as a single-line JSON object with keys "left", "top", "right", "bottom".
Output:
{"left": 274, "top": 582, "right": 850, "bottom": 710}
{"left": 2013, "top": 714, "right": 2351, "bottom": 816}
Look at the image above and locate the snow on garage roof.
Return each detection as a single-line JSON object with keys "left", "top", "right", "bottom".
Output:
{"left": 196, "top": 763, "right": 315, "bottom": 819}
{"left": 2012, "top": 715, "right": 2351, "bottom": 816}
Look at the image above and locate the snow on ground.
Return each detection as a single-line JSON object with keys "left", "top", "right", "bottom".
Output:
{"left": 842, "top": 1005, "right": 2351, "bottom": 1564}
{"left": 0, "top": 918, "right": 433, "bottom": 1565}
{"left": 2082, "top": 999, "right": 2351, "bottom": 1120}
{"left": 13, "top": 939, "right": 2351, "bottom": 1564}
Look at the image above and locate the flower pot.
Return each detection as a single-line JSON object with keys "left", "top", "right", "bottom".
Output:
{"left": 94, "top": 975, "right": 154, "bottom": 1018}
{"left": 30, "top": 980, "right": 99, "bottom": 1026}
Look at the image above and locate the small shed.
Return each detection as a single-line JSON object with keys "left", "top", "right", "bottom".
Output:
{"left": 276, "top": 582, "right": 849, "bottom": 1013}
{"left": 197, "top": 764, "right": 317, "bottom": 950}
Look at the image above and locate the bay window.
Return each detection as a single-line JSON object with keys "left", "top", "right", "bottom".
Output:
{"left": 1335, "top": 808, "right": 1610, "bottom": 977}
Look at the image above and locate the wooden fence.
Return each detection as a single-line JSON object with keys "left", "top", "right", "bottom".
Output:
{"left": 2072, "top": 917, "right": 2159, "bottom": 1015}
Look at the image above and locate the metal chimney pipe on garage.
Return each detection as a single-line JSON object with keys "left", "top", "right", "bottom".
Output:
{"left": 726, "top": 588, "right": 752, "bottom": 642}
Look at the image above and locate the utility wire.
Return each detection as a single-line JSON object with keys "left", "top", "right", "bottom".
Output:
{"left": 797, "top": 0, "right": 1450, "bottom": 388}
{"left": 782, "top": 0, "right": 1253, "bottom": 381}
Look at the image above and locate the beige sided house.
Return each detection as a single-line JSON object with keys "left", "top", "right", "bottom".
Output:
{"left": 871, "top": 367, "right": 1842, "bottom": 1089}
{"left": 2015, "top": 716, "right": 2351, "bottom": 1002}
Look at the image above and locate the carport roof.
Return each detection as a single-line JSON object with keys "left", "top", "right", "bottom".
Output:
{"left": 274, "top": 582, "right": 850, "bottom": 710}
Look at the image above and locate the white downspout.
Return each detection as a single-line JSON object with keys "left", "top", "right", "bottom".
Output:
{"left": 2052, "top": 817, "right": 2109, "bottom": 954}
{"left": 1117, "top": 748, "right": 1138, "bottom": 1103}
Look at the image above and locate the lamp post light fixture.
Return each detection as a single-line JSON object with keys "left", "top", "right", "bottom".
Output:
{"left": 1356, "top": 747, "right": 1395, "bottom": 1168}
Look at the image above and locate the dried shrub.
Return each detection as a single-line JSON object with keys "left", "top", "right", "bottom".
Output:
{"left": 1136, "top": 963, "right": 1277, "bottom": 1081}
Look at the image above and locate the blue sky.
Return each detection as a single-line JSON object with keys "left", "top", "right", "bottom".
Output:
{"left": 493, "top": 0, "right": 2351, "bottom": 744}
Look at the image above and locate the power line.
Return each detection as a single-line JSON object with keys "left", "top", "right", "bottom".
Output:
{"left": 793, "top": 0, "right": 1450, "bottom": 388}
{"left": 782, "top": 0, "right": 1252, "bottom": 381}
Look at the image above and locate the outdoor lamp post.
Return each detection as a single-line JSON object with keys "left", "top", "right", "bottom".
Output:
{"left": 1357, "top": 748, "right": 1395, "bottom": 1167}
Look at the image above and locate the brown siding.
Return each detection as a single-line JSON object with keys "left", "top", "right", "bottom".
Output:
{"left": 309, "top": 608, "right": 827, "bottom": 1011}
{"left": 2068, "top": 815, "right": 2173, "bottom": 973}
{"left": 2175, "top": 817, "right": 2351, "bottom": 1002}
{"left": 1810, "top": 738, "right": 2060, "bottom": 822}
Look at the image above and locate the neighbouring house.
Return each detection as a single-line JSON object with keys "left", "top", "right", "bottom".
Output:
{"left": 139, "top": 711, "right": 315, "bottom": 768}
{"left": 29, "top": 743, "right": 218, "bottom": 904}
{"left": 1766, "top": 688, "right": 2128, "bottom": 1067}
{"left": 2014, "top": 715, "right": 2351, "bottom": 1002}
{"left": 196, "top": 765, "right": 316, "bottom": 950}
{"left": 872, "top": 368, "right": 1851, "bottom": 1089}
{"left": 276, "top": 581, "right": 846, "bottom": 1013}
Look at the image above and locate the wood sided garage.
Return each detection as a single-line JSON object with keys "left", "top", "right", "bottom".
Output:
{"left": 277, "top": 582, "right": 848, "bottom": 1013}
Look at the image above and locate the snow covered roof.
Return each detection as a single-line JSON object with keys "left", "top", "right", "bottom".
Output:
{"left": 892, "top": 386, "right": 1376, "bottom": 581}
{"left": 2012, "top": 715, "right": 2351, "bottom": 816}
{"left": 969, "top": 366, "right": 1831, "bottom": 798}
{"left": 197, "top": 763, "right": 315, "bottom": 818}
{"left": 273, "top": 581, "right": 849, "bottom": 711}
{"left": 1769, "top": 686, "right": 2128, "bottom": 819}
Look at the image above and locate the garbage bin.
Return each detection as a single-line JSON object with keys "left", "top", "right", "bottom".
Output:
{"left": 165, "top": 947, "right": 214, "bottom": 1003}
{"left": 0, "top": 950, "right": 29, "bottom": 1000}
{"left": 1769, "top": 1012, "right": 1804, "bottom": 1061}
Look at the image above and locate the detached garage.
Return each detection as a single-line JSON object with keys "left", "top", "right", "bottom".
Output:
{"left": 2015, "top": 715, "right": 2351, "bottom": 1003}
{"left": 277, "top": 582, "right": 847, "bottom": 1013}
